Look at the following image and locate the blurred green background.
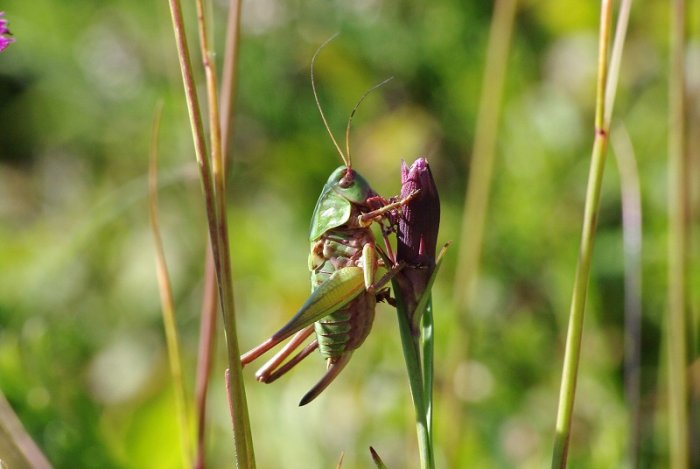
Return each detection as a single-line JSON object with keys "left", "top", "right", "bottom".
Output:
{"left": 1, "top": 0, "right": 698, "bottom": 467}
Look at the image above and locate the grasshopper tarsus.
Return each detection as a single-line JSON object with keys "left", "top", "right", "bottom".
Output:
{"left": 375, "top": 288, "right": 395, "bottom": 307}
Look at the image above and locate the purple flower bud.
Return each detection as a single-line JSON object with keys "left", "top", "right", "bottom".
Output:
{"left": 0, "top": 12, "right": 15, "bottom": 53}
{"left": 398, "top": 158, "right": 440, "bottom": 265}
{"left": 396, "top": 158, "right": 440, "bottom": 331}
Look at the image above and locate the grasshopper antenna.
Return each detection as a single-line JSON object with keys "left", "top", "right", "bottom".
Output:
{"left": 311, "top": 34, "right": 351, "bottom": 168}
{"left": 345, "top": 76, "right": 394, "bottom": 167}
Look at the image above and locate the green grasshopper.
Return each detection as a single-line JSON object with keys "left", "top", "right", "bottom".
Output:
{"left": 240, "top": 42, "right": 415, "bottom": 406}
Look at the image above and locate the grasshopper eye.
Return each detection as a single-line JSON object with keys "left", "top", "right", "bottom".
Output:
{"left": 339, "top": 170, "right": 355, "bottom": 188}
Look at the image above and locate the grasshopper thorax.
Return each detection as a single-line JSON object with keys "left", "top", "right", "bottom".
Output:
{"left": 309, "top": 166, "right": 377, "bottom": 241}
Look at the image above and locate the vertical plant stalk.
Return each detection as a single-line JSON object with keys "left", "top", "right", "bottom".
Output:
{"left": 165, "top": 0, "right": 255, "bottom": 467}
{"left": 551, "top": 1, "right": 620, "bottom": 466}
{"left": 219, "top": 0, "right": 243, "bottom": 161}
{"left": 194, "top": 1, "right": 243, "bottom": 467}
{"left": 394, "top": 289, "right": 433, "bottom": 469}
{"left": 194, "top": 0, "right": 255, "bottom": 465}
{"left": 612, "top": 125, "right": 642, "bottom": 467}
{"left": 453, "top": 0, "right": 518, "bottom": 309}
{"left": 667, "top": 0, "right": 690, "bottom": 467}
{"left": 148, "top": 104, "right": 193, "bottom": 467}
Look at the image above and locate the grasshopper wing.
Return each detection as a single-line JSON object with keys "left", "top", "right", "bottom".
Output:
{"left": 274, "top": 266, "right": 365, "bottom": 341}
{"left": 241, "top": 266, "right": 365, "bottom": 364}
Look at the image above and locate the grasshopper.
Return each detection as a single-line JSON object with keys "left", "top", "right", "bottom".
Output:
{"left": 240, "top": 41, "right": 415, "bottom": 406}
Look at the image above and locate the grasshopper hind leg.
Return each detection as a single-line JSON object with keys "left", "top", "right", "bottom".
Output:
{"left": 258, "top": 337, "right": 319, "bottom": 383}
{"left": 298, "top": 352, "right": 353, "bottom": 406}
{"left": 253, "top": 325, "right": 316, "bottom": 382}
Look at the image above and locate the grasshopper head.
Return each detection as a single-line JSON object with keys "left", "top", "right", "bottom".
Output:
{"left": 327, "top": 166, "right": 376, "bottom": 204}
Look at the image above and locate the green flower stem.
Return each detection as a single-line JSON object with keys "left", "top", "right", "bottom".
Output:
{"left": 422, "top": 298, "right": 434, "bottom": 437}
{"left": 393, "top": 281, "right": 434, "bottom": 469}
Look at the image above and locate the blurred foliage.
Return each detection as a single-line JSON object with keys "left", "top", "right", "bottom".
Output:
{"left": 0, "top": 0, "right": 698, "bottom": 468}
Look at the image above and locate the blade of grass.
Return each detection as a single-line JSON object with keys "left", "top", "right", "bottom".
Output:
{"left": 164, "top": 0, "right": 254, "bottom": 466}
{"left": 418, "top": 243, "right": 448, "bottom": 441}
{"left": 148, "top": 103, "right": 193, "bottom": 468}
{"left": 551, "top": 1, "right": 628, "bottom": 466}
{"left": 369, "top": 447, "right": 389, "bottom": 469}
{"left": 421, "top": 298, "right": 434, "bottom": 439}
{"left": 667, "top": 0, "right": 690, "bottom": 467}
{"left": 612, "top": 124, "right": 642, "bottom": 467}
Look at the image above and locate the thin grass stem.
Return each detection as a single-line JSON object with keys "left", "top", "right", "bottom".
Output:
{"left": 148, "top": 103, "right": 193, "bottom": 467}
{"left": 194, "top": 3, "right": 242, "bottom": 466}
{"left": 551, "top": 1, "right": 621, "bottom": 466}
{"left": 164, "top": 0, "right": 254, "bottom": 466}
{"left": 667, "top": 0, "right": 690, "bottom": 467}
{"left": 193, "top": 0, "right": 255, "bottom": 465}
{"left": 604, "top": 0, "right": 633, "bottom": 125}
{"left": 220, "top": 0, "right": 242, "bottom": 160}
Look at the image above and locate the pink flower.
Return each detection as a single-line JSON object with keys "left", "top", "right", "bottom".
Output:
{"left": 0, "top": 12, "right": 16, "bottom": 52}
